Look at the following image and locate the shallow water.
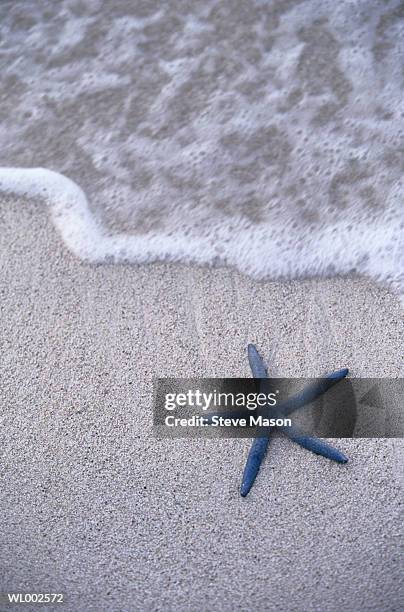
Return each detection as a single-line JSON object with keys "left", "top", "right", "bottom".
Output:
{"left": 0, "top": 1, "right": 402, "bottom": 290}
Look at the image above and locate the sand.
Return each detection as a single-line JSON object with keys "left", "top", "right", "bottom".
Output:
{"left": 0, "top": 194, "right": 402, "bottom": 612}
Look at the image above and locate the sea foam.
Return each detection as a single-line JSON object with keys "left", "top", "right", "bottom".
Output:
{"left": 0, "top": 167, "right": 402, "bottom": 296}
{"left": 0, "top": 1, "right": 403, "bottom": 294}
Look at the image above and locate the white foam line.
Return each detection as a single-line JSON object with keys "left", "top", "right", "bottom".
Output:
{"left": 0, "top": 167, "right": 402, "bottom": 299}
{"left": 0, "top": 167, "right": 215, "bottom": 264}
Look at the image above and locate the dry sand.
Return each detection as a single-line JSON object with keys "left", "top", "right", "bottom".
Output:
{"left": 0, "top": 194, "right": 403, "bottom": 611}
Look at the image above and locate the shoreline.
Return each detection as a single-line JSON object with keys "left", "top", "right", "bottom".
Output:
{"left": 0, "top": 193, "right": 402, "bottom": 612}
{"left": 0, "top": 167, "right": 402, "bottom": 298}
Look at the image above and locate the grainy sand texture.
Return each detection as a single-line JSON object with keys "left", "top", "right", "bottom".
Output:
{"left": 0, "top": 195, "right": 402, "bottom": 612}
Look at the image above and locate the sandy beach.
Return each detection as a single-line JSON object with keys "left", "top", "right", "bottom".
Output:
{"left": 0, "top": 194, "right": 402, "bottom": 611}
{"left": 0, "top": 1, "right": 403, "bottom": 610}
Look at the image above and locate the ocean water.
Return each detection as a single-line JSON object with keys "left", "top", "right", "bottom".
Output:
{"left": 0, "top": 1, "right": 402, "bottom": 292}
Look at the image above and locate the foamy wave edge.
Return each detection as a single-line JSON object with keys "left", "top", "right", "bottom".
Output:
{"left": 0, "top": 167, "right": 402, "bottom": 296}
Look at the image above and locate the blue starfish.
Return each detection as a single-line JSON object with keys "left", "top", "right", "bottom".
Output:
{"left": 240, "top": 344, "right": 349, "bottom": 497}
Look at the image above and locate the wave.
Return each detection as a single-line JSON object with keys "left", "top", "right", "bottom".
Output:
{"left": 0, "top": 2, "right": 403, "bottom": 296}
{"left": 0, "top": 167, "right": 402, "bottom": 296}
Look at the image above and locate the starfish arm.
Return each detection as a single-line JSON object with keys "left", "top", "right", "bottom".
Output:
{"left": 240, "top": 436, "right": 271, "bottom": 497}
{"left": 248, "top": 343, "right": 269, "bottom": 378}
{"left": 275, "top": 368, "right": 349, "bottom": 418}
{"left": 207, "top": 367, "right": 348, "bottom": 422}
{"left": 240, "top": 345, "right": 274, "bottom": 497}
{"left": 249, "top": 344, "right": 349, "bottom": 419}
{"left": 279, "top": 425, "right": 348, "bottom": 463}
